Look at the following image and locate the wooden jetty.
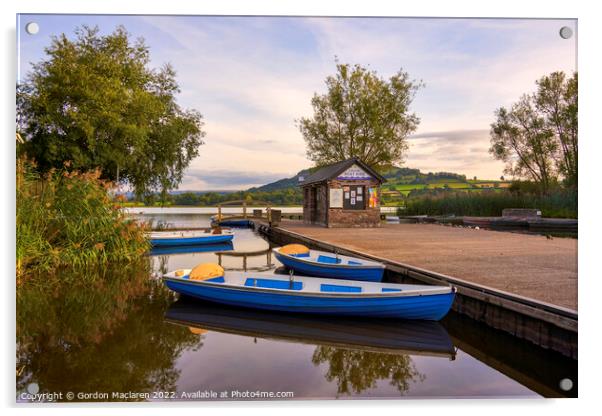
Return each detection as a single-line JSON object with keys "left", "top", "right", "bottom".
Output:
{"left": 443, "top": 313, "right": 577, "bottom": 398}
{"left": 398, "top": 212, "right": 577, "bottom": 235}
{"left": 254, "top": 220, "right": 577, "bottom": 358}
{"left": 215, "top": 248, "right": 274, "bottom": 272}
{"left": 214, "top": 200, "right": 273, "bottom": 224}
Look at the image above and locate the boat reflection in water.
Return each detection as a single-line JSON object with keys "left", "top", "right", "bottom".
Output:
{"left": 166, "top": 298, "right": 456, "bottom": 395}
{"left": 150, "top": 242, "right": 234, "bottom": 256}
{"left": 165, "top": 297, "right": 456, "bottom": 360}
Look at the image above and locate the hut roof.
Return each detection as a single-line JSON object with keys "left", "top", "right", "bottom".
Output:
{"left": 299, "top": 157, "right": 385, "bottom": 187}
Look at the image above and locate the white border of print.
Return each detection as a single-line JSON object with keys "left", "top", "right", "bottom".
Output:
{"left": 2, "top": 1, "right": 600, "bottom": 416}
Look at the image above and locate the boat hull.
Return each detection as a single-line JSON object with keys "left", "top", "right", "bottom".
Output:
{"left": 274, "top": 252, "right": 384, "bottom": 282}
{"left": 210, "top": 216, "right": 252, "bottom": 227}
{"left": 164, "top": 279, "right": 455, "bottom": 320}
{"left": 151, "top": 234, "right": 233, "bottom": 247}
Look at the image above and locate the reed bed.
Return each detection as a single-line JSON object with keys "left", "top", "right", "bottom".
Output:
{"left": 400, "top": 189, "right": 577, "bottom": 218}
{"left": 16, "top": 159, "right": 150, "bottom": 282}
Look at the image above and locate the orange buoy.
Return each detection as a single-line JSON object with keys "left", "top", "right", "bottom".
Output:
{"left": 279, "top": 244, "right": 310, "bottom": 255}
{"left": 189, "top": 263, "right": 225, "bottom": 281}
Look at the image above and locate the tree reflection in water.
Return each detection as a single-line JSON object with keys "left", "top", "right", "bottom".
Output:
{"left": 312, "top": 346, "right": 425, "bottom": 396}
{"left": 16, "top": 262, "right": 203, "bottom": 401}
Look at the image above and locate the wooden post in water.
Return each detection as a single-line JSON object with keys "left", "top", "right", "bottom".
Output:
{"left": 243, "top": 202, "right": 247, "bottom": 219}
{"left": 217, "top": 204, "right": 222, "bottom": 222}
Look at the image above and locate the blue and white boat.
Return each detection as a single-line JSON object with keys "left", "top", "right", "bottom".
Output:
{"left": 273, "top": 246, "right": 386, "bottom": 282}
{"left": 162, "top": 268, "right": 456, "bottom": 321}
{"left": 149, "top": 230, "right": 234, "bottom": 247}
{"left": 210, "top": 215, "right": 252, "bottom": 227}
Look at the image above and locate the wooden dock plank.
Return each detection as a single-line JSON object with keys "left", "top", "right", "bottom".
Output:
{"left": 276, "top": 222, "right": 577, "bottom": 310}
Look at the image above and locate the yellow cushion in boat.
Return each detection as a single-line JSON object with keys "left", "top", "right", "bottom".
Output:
{"left": 189, "top": 263, "right": 225, "bottom": 281}
{"left": 280, "top": 244, "right": 310, "bottom": 255}
{"left": 188, "top": 327, "right": 208, "bottom": 335}
{"left": 175, "top": 269, "right": 186, "bottom": 277}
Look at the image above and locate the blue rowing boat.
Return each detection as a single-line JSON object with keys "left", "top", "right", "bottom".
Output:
{"left": 210, "top": 216, "right": 252, "bottom": 227}
{"left": 273, "top": 246, "right": 385, "bottom": 282}
{"left": 162, "top": 266, "right": 456, "bottom": 320}
{"left": 148, "top": 230, "right": 234, "bottom": 247}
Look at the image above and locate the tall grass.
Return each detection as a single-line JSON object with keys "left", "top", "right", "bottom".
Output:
{"left": 17, "top": 158, "right": 150, "bottom": 282}
{"left": 400, "top": 189, "right": 577, "bottom": 218}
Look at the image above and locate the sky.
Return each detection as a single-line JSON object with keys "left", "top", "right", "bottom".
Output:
{"left": 17, "top": 14, "right": 577, "bottom": 190}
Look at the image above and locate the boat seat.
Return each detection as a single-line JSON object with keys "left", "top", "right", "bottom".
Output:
{"left": 320, "top": 284, "right": 362, "bottom": 293}
{"left": 244, "top": 278, "right": 303, "bottom": 291}
{"left": 347, "top": 260, "right": 362, "bottom": 265}
{"left": 317, "top": 255, "right": 342, "bottom": 264}
{"left": 382, "top": 288, "right": 401, "bottom": 292}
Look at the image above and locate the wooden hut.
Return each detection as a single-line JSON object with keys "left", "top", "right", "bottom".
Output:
{"left": 299, "top": 157, "right": 385, "bottom": 228}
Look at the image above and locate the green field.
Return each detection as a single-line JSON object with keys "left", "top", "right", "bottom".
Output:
{"left": 392, "top": 184, "right": 427, "bottom": 191}
{"left": 426, "top": 182, "right": 472, "bottom": 189}
{"left": 379, "top": 172, "right": 513, "bottom": 205}
{"left": 385, "top": 180, "right": 510, "bottom": 193}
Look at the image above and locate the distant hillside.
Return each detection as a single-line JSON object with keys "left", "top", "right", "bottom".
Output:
{"left": 248, "top": 168, "right": 313, "bottom": 192}
{"left": 250, "top": 165, "right": 472, "bottom": 192}
{"left": 248, "top": 165, "right": 512, "bottom": 206}
{"left": 170, "top": 190, "right": 238, "bottom": 195}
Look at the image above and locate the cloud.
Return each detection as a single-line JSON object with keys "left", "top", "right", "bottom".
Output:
{"left": 405, "top": 129, "right": 505, "bottom": 178}
{"left": 180, "top": 169, "right": 286, "bottom": 190}
{"left": 20, "top": 15, "right": 575, "bottom": 188}
{"left": 409, "top": 129, "right": 490, "bottom": 142}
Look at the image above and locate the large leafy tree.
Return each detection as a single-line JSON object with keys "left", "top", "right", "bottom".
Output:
{"left": 489, "top": 71, "right": 577, "bottom": 192}
{"left": 17, "top": 25, "right": 205, "bottom": 197}
{"left": 489, "top": 96, "right": 558, "bottom": 193}
{"left": 535, "top": 72, "right": 578, "bottom": 187}
{"left": 298, "top": 62, "right": 422, "bottom": 169}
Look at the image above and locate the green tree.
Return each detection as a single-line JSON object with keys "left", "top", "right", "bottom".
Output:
{"left": 535, "top": 72, "right": 578, "bottom": 187}
{"left": 298, "top": 61, "right": 422, "bottom": 169}
{"left": 17, "top": 25, "right": 205, "bottom": 198}
{"left": 489, "top": 71, "right": 577, "bottom": 192}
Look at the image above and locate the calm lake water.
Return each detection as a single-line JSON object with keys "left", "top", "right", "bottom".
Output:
{"left": 16, "top": 212, "right": 577, "bottom": 402}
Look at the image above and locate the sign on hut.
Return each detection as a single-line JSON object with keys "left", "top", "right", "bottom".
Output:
{"left": 299, "top": 157, "right": 385, "bottom": 228}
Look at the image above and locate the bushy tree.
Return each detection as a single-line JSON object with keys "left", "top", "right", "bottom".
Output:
{"left": 489, "top": 71, "right": 577, "bottom": 192}
{"left": 17, "top": 25, "right": 205, "bottom": 197}
{"left": 298, "top": 61, "right": 422, "bottom": 169}
{"left": 535, "top": 72, "right": 578, "bottom": 187}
